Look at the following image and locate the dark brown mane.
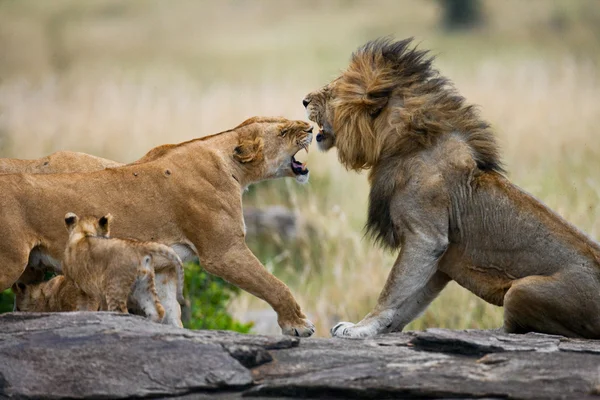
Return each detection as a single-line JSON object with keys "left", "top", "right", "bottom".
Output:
{"left": 334, "top": 37, "right": 504, "bottom": 174}
{"left": 333, "top": 38, "right": 505, "bottom": 249}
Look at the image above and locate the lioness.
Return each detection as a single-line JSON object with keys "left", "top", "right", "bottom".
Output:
{"left": 0, "top": 151, "right": 121, "bottom": 174}
{"left": 0, "top": 117, "right": 314, "bottom": 336}
{"left": 303, "top": 38, "right": 600, "bottom": 339}
{"left": 64, "top": 212, "right": 184, "bottom": 326}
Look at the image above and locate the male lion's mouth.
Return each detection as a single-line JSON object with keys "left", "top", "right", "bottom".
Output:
{"left": 315, "top": 124, "right": 328, "bottom": 143}
{"left": 291, "top": 155, "right": 308, "bottom": 175}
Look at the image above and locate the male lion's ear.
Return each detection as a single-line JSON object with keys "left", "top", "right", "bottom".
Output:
{"left": 234, "top": 136, "right": 264, "bottom": 164}
{"left": 64, "top": 212, "right": 78, "bottom": 229}
{"left": 366, "top": 88, "right": 391, "bottom": 117}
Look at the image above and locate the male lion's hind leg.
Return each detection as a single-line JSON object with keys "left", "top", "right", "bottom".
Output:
{"left": 503, "top": 272, "right": 600, "bottom": 339}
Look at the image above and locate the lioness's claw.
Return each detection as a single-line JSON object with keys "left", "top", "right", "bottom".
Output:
{"left": 282, "top": 318, "right": 315, "bottom": 337}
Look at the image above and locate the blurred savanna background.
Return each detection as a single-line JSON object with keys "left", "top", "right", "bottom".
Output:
{"left": 1, "top": 0, "right": 599, "bottom": 336}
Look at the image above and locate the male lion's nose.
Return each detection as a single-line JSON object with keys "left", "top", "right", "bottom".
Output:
{"left": 302, "top": 98, "right": 310, "bottom": 108}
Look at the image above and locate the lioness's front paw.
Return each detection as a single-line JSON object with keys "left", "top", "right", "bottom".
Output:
{"left": 281, "top": 318, "right": 315, "bottom": 337}
{"left": 330, "top": 321, "right": 377, "bottom": 339}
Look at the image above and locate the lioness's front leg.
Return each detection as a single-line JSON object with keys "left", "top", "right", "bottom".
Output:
{"left": 201, "top": 240, "right": 315, "bottom": 337}
{"left": 332, "top": 231, "right": 449, "bottom": 339}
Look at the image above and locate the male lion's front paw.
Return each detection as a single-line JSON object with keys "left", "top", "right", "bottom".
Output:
{"left": 330, "top": 321, "right": 376, "bottom": 339}
{"left": 281, "top": 318, "right": 315, "bottom": 337}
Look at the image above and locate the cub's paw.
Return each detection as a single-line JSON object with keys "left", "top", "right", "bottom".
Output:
{"left": 281, "top": 318, "right": 315, "bottom": 337}
{"left": 330, "top": 321, "right": 376, "bottom": 339}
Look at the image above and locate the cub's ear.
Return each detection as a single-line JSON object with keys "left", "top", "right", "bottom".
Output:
{"left": 233, "top": 136, "right": 264, "bottom": 164}
{"left": 11, "top": 282, "right": 26, "bottom": 294}
{"left": 98, "top": 214, "right": 113, "bottom": 237}
{"left": 98, "top": 214, "right": 113, "bottom": 229}
{"left": 64, "top": 212, "right": 78, "bottom": 229}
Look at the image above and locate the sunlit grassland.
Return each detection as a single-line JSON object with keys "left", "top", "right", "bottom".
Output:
{"left": 1, "top": 0, "right": 599, "bottom": 336}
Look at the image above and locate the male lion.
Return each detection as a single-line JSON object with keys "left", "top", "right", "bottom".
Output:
{"left": 0, "top": 117, "right": 314, "bottom": 336}
{"left": 303, "top": 38, "right": 600, "bottom": 339}
{"left": 64, "top": 212, "right": 184, "bottom": 326}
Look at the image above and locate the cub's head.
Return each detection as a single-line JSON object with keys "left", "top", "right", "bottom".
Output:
{"left": 12, "top": 281, "right": 45, "bottom": 312}
{"left": 232, "top": 117, "right": 313, "bottom": 185}
{"left": 65, "top": 212, "right": 113, "bottom": 239}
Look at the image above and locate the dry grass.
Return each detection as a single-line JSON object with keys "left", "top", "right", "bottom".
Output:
{"left": 1, "top": 0, "right": 599, "bottom": 336}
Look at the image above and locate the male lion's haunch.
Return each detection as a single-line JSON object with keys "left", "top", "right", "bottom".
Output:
{"left": 0, "top": 117, "right": 315, "bottom": 337}
{"left": 304, "top": 37, "right": 600, "bottom": 339}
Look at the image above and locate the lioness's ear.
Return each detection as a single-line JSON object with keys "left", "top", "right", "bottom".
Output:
{"left": 234, "top": 136, "right": 264, "bottom": 164}
{"left": 64, "top": 212, "right": 78, "bottom": 229}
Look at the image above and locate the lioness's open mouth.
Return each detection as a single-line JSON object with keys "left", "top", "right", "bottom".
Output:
{"left": 291, "top": 155, "right": 308, "bottom": 175}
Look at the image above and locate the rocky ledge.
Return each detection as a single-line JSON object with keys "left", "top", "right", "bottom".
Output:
{"left": 1, "top": 313, "right": 599, "bottom": 399}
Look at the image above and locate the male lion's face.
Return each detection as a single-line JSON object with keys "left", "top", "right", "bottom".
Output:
{"left": 303, "top": 82, "right": 336, "bottom": 152}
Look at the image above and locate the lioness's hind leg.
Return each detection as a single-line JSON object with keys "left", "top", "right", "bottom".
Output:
{"left": 0, "top": 244, "right": 32, "bottom": 292}
{"left": 131, "top": 257, "right": 165, "bottom": 323}
{"left": 503, "top": 272, "right": 600, "bottom": 339}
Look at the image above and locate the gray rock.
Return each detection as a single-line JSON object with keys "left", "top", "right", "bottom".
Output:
{"left": 1, "top": 312, "right": 599, "bottom": 399}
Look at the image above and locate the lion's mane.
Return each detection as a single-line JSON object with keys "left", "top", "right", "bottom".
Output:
{"left": 330, "top": 38, "right": 505, "bottom": 249}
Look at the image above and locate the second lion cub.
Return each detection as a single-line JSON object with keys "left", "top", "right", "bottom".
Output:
{"left": 63, "top": 212, "right": 184, "bottom": 326}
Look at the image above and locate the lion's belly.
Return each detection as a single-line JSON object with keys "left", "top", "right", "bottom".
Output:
{"left": 439, "top": 245, "right": 515, "bottom": 306}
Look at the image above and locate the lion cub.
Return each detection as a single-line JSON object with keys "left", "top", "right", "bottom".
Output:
{"left": 12, "top": 276, "right": 98, "bottom": 312}
{"left": 63, "top": 212, "right": 184, "bottom": 326}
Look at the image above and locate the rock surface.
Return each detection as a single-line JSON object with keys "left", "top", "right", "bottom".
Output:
{"left": 1, "top": 313, "right": 599, "bottom": 399}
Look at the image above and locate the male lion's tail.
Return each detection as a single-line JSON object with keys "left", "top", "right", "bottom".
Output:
{"left": 142, "top": 243, "right": 185, "bottom": 305}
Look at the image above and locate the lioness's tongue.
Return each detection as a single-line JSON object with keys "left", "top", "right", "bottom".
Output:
{"left": 291, "top": 156, "right": 308, "bottom": 174}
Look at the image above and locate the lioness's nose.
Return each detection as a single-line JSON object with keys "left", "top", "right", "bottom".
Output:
{"left": 302, "top": 98, "right": 310, "bottom": 108}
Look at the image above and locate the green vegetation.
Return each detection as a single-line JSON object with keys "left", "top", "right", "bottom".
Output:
{"left": 183, "top": 262, "right": 253, "bottom": 333}
{"left": 0, "top": 290, "right": 14, "bottom": 313}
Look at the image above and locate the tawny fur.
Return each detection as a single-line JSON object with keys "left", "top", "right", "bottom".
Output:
{"left": 0, "top": 117, "right": 315, "bottom": 336}
{"left": 12, "top": 275, "right": 98, "bottom": 313}
{"left": 63, "top": 213, "right": 168, "bottom": 323}
{"left": 63, "top": 212, "right": 184, "bottom": 326}
{"left": 304, "top": 37, "right": 600, "bottom": 339}
{"left": 0, "top": 151, "right": 121, "bottom": 174}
